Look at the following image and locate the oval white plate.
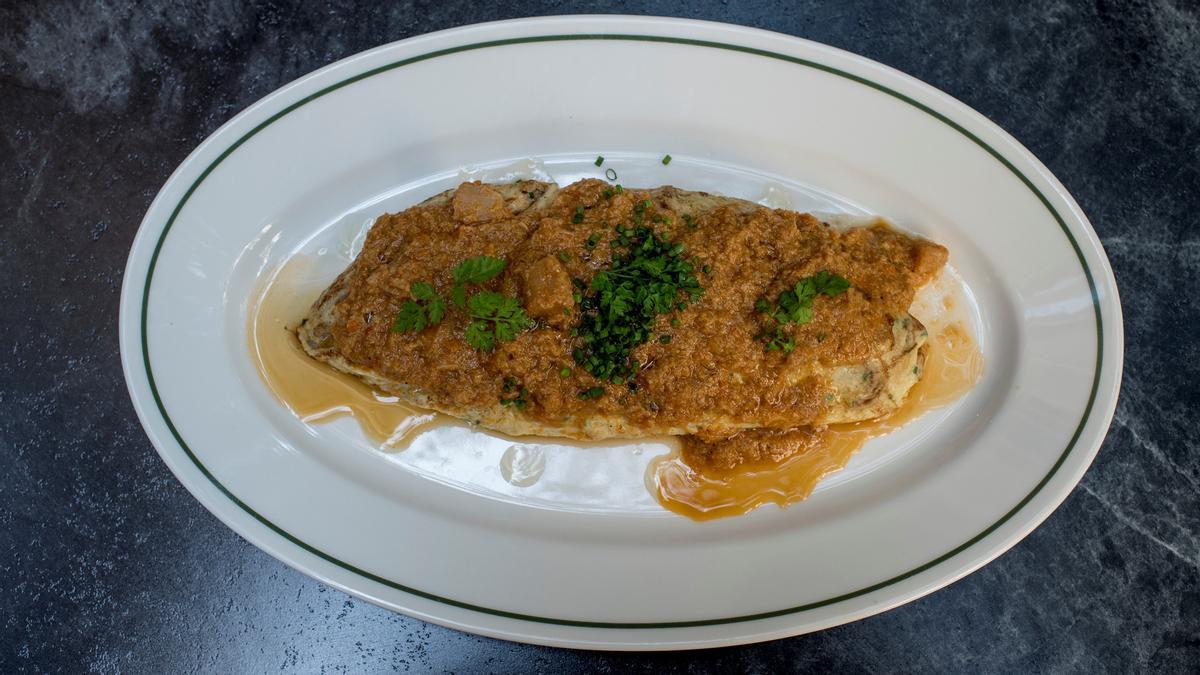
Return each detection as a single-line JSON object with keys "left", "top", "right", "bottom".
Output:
{"left": 119, "top": 16, "right": 1122, "bottom": 650}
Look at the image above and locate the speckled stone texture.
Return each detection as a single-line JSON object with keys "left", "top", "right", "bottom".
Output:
{"left": 1, "top": 0, "right": 1197, "bottom": 672}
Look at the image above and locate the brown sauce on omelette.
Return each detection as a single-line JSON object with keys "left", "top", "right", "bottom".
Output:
{"left": 251, "top": 178, "right": 982, "bottom": 519}
{"left": 325, "top": 179, "right": 946, "bottom": 431}
{"left": 650, "top": 323, "right": 982, "bottom": 519}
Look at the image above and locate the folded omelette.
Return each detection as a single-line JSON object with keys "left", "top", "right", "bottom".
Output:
{"left": 297, "top": 178, "right": 947, "bottom": 467}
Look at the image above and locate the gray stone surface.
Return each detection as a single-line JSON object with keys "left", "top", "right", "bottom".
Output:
{"left": 1, "top": 0, "right": 1197, "bottom": 672}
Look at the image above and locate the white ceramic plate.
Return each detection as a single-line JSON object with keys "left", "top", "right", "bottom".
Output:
{"left": 119, "top": 16, "right": 1122, "bottom": 650}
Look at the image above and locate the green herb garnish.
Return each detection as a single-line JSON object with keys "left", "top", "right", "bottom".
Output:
{"left": 392, "top": 281, "right": 448, "bottom": 333}
{"left": 573, "top": 205, "right": 585, "bottom": 224}
{"left": 411, "top": 282, "right": 448, "bottom": 324}
{"left": 573, "top": 224, "right": 704, "bottom": 383}
{"left": 662, "top": 154, "right": 672, "bottom": 165}
{"left": 465, "top": 291, "right": 534, "bottom": 351}
{"left": 450, "top": 255, "right": 507, "bottom": 306}
{"left": 453, "top": 255, "right": 506, "bottom": 285}
{"left": 393, "top": 256, "right": 531, "bottom": 351}
{"left": 500, "top": 377, "right": 529, "bottom": 410}
{"left": 594, "top": 155, "right": 605, "bottom": 166}
{"left": 393, "top": 300, "right": 430, "bottom": 333}
{"left": 755, "top": 271, "right": 850, "bottom": 353}
{"left": 578, "top": 386, "right": 605, "bottom": 401}
{"left": 632, "top": 199, "right": 652, "bottom": 225}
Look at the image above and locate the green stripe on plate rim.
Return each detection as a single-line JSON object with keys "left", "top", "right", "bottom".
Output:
{"left": 138, "top": 34, "right": 1104, "bottom": 629}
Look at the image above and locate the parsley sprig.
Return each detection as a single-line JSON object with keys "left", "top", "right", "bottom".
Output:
{"left": 465, "top": 291, "right": 534, "bottom": 351}
{"left": 393, "top": 256, "right": 532, "bottom": 351}
{"left": 450, "top": 255, "right": 506, "bottom": 307}
{"left": 574, "top": 223, "right": 704, "bottom": 387}
{"left": 755, "top": 271, "right": 850, "bottom": 353}
{"left": 393, "top": 281, "right": 446, "bottom": 332}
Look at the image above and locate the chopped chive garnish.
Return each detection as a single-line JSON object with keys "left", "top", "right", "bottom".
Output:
{"left": 605, "top": 168, "right": 618, "bottom": 181}
{"left": 561, "top": 368, "right": 572, "bottom": 378}
{"left": 557, "top": 250, "right": 571, "bottom": 263}
{"left": 702, "top": 264, "right": 711, "bottom": 274}
{"left": 578, "top": 386, "right": 605, "bottom": 401}
{"left": 659, "top": 334, "right": 672, "bottom": 343}
{"left": 573, "top": 205, "right": 585, "bottom": 224}
{"left": 662, "top": 154, "right": 672, "bottom": 165}
{"left": 594, "top": 155, "right": 604, "bottom": 166}
{"left": 573, "top": 225, "right": 704, "bottom": 383}
{"left": 499, "top": 378, "right": 529, "bottom": 409}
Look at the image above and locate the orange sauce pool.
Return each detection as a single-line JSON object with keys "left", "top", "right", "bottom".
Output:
{"left": 249, "top": 257, "right": 448, "bottom": 449}
{"left": 649, "top": 322, "right": 984, "bottom": 520}
{"left": 252, "top": 256, "right": 982, "bottom": 519}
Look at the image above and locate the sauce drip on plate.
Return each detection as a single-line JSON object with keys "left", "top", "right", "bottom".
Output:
{"left": 252, "top": 256, "right": 981, "bottom": 518}
{"left": 249, "top": 257, "right": 447, "bottom": 449}
{"left": 648, "top": 322, "right": 983, "bottom": 520}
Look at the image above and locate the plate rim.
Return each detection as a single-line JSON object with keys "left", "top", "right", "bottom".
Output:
{"left": 119, "top": 16, "right": 1124, "bottom": 646}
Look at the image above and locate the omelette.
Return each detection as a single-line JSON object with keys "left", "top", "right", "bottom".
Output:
{"left": 297, "top": 179, "right": 948, "bottom": 467}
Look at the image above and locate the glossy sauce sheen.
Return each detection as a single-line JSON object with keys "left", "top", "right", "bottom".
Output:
{"left": 649, "top": 321, "right": 982, "bottom": 520}
{"left": 253, "top": 188, "right": 979, "bottom": 520}
{"left": 250, "top": 258, "right": 447, "bottom": 449}
{"left": 255, "top": 255, "right": 980, "bottom": 521}
{"left": 308, "top": 180, "right": 950, "bottom": 437}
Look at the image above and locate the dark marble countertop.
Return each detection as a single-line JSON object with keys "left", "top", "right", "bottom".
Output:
{"left": 2, "top": 1, "right": 1197, "bottom": 672}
